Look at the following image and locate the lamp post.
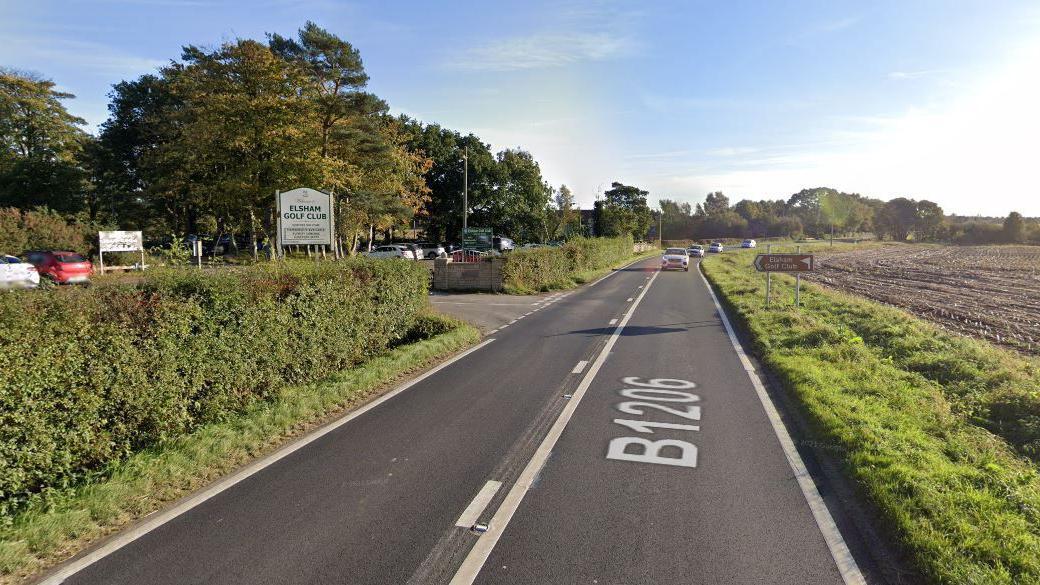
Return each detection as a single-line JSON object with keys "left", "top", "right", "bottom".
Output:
{"left": 462, "top": 146, "right": 469, "bottom": 233}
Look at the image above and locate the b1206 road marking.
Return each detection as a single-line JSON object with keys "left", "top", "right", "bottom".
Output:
{"left": 606, "top": 377, "right": 700, "bottom": 468}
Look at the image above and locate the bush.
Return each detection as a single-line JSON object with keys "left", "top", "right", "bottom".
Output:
{"left": 0, "top": 258, "right": 429, "bottom": 520}
{"left": 501, "top": 236, "right": 635, "bottom": 292}
{"left": 0, "top": 207, "right": 91, "bottom": 255}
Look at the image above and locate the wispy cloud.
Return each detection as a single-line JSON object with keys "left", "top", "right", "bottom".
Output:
{"left": 0, "top": 36, "right": 165, "bottom": 75}
{"left": 787, "top": 15, "right": 862, "bottom": 45}
{"left": 887, "top": 69, "right": 939, "bottom": 81}
{"left": 448, "top": 31, "right": 635, "bottom": 71}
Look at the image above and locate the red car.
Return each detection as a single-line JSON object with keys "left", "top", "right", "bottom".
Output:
{"left": 26, "top": 250, "right": 93, "bottom": 284}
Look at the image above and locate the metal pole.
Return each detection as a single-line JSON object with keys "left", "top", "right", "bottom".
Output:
{"left": 275, "top": 190, "right": 282, "bottom": 260}
{"left": 765, "top": 243, "right": 772, "bottom": 308}
{"left": 795, "top": 244, "right": 801, "bottom": 308}
{"left": 462, "top": 146, "right": 468, "bottom": 232}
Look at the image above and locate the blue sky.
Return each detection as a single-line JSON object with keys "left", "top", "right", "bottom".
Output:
{"left": 3, "top": 0, "right": 1039, "bottom": 215}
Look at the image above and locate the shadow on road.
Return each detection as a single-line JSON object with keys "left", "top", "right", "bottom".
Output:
{"left": 557, "top": 320, "right": 720, "bottom": 337}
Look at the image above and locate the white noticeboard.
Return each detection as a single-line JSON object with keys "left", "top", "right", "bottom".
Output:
{"left": 277, "top": 188, "right": 334, "bottom": 247}
{"left": 98, "top": 231, "right": 143, "bottom": 252}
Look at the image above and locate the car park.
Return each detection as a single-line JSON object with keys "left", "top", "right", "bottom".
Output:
{"left": 1, "top": 255, "right": 40, "bottom": 290}
{"left": 708, "top": 242, "right": 724, "bottom": 253}
{"left": 364, "top": 245, "right": 416, "bottom": 260}
{"left": 687, "top": 244, "right": 705, "bottom": 258}
{"left": 25, "top": 250, "right": 93, "bottom": 284}
{"left": 661, "top": 247, "right": 690, "bottom": 271}
{"left": 741, "top": 239, "right": 757, "bottom": 248}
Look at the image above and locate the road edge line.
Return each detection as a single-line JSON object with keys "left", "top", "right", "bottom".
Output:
{"left": 448, "top": 270, "right": 661, "bottom": 585}
{"left": 38, "top": 338, "right": 497, "bottom": 585}
{"left": 586, "top": 254, "right": 652, "bottom": 288}
{"left": 696, "top": 263, "right": 866, "bottom": 585}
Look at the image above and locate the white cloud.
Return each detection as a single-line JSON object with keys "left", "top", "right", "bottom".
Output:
{"left": 447, "top": 31, "right": 635, "bottom": 71}
{"left": 0, "top": 37, "right": 165, "bottom": 75}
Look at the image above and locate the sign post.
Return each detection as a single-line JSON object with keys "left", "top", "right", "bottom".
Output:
{"left": 98, "top": 231, "right": 145, "bottom": 275}
{"left": 277, "top": 188, "right": 334, "bottom": 258}
{"left": 753, "top": 250, "right": 815, "bottom": 308}
{"left": 462, "top": 227, "right": 493, "bottom": 252}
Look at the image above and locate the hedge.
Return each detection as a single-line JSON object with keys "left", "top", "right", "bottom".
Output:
{"left": 501, "top": 236, "right": 635, "bottom": 292}
{"left": 0, "top": 258, "right": 429, "bottom": 520}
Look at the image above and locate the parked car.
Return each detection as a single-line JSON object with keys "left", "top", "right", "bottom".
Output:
{"left": 741, "top": 239, "right": 757, "bottom": 248}
{"left": 708, "top": 242, "right": 724, "bottom": 253}
{"left": 520, "top": 243, "right": 546, "bottom": 249}
{"left": 661, "top": 247, "right": 690, "bottom": 271}
{"left": 687, "top": 244, "right": 705, "bottom": 258}
{"left": 415, "top": 242, "right": 447, "bottom": 259}
{"left": 493, "top": 236, "right": 515, "bottom": 252}
{"left": 25, "top": 250, "right": 93, "bottom": 284}
{"left": 364, "top": 245, "right": 416, "bottom": 260}
{"left": 0, "top": 255, "right": 40, "bottom": 290}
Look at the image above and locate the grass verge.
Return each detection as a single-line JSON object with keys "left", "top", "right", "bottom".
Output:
{"left": 0, "top": 316, "right": 480, "bottom": 584}
{"left": 502, "top": 248, "right": 661, "bottom": 294}
{"left": 702, "top": 248, "right": 1040, "bottom": 585}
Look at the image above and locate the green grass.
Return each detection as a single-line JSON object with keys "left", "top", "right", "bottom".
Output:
{"left": 0, "top": 317, "right": 481, "bottom": 584}
{"left": 502, "top": 248, "right": 661, "bottom": 294}
{"left": 702, "top": 247, "right": 1040, "bottom": 585}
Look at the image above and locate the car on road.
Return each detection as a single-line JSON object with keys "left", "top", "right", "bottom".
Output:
{"left": 708, "top": 242, "right": 724, "bottom": 253}
{"left": 26, "top": 250, "right": 93, "bottom": 284}
{"left": 741, "top": 239, "right": 757, "bottom": 248}
{"left": 687, "top": 244, "right": 705, "bottom": 258}
{"left": 364, "top": 245, "right": 416, "bottom": 260}
{"left": 661, "top": 247, "right": 690, "bottom": 271}
{"left": 415, "top": 242, "right": 447, "bottom": 259}
{"left": 1, "top": 255, "right": 40, "bottom": 290}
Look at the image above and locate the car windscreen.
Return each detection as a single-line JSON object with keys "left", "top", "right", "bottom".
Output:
{"left": 56, "top": 253, "right": 87, "bottom": 263}
{"left": 2, "top": 256, "right": 20, "bottom": 263}
{"left": 665, "top": 248, "right": 686, "bottom": 255}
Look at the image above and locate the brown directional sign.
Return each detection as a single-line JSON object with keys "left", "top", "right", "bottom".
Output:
{"left": 754, "top": 254, "right": 814, "bottom": 272}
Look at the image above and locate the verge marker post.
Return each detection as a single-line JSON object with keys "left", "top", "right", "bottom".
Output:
{"left": 765, "top": 243, "right": 772, "bottom": 308}
{"left": 795, "top": 244, "right": 801, "bottom": 308}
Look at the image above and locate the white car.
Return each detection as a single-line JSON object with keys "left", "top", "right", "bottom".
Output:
{"left": 1, "top": 255, "right": 40, "bottom": 290}
{"left": 661, "top": 247, "right": 690, "bottom": 271}
{"left": 365, "top": 245, "right": 416, "bottom": 260}
{"left": 415, "top": 242, "right": 447, "bottom": 259}
{"left": 708, "top": 242, "right": 724, "bottom": 253}
{"left": 687, "top": 245, "right": 705, "bottom": 258}
{"left": 741, "top": 239, "right": 757, "bottom": 249}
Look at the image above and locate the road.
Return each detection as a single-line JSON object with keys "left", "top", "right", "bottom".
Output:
{"left": 48, "top": 256, "right": 863, "bottom": 585}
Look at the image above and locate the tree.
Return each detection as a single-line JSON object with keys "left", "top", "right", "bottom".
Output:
{"left": 553, "top": 184, "right": 579, "bottom": 239}
{"left": 696, "top": 191, "right": 730, "bottom": 216}
{"left": 600, "top": 182, "right": 652, "bottom": 239}
{"left": 1003, "top": 211, "right": 1026, "bottom": 243}
{"left": 0, "top": 69, "right": 88, "bottom": 213}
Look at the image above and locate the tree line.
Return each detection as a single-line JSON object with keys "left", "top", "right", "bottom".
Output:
{"left": 0, "top": 23, "right": 589, "bottom": 254}
{"left": 658, "top": 187, "right": 1038, "bottom": 244}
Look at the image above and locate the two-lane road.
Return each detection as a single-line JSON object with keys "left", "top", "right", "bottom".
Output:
{"left": 47, "top": 256, "right": 863, "bottom": 585}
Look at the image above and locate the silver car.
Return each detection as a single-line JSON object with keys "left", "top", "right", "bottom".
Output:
{"left": 364, "top": 245, "right": 416, "bottom": 260}
{"left": 687, "top": 245, "right": 705, "bottom": 258}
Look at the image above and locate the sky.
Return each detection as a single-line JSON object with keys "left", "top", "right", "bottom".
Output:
{"left": 2, "top": 0, "right": 1039, "bottom": 216}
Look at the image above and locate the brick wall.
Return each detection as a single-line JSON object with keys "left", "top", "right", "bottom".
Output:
{"left": 433, "top": 258, "right": 504, "bottom": 292}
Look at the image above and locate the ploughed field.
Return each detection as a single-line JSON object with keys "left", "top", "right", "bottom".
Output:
{"left": 807, "top": 245, "right": 1040, "bottom": 355}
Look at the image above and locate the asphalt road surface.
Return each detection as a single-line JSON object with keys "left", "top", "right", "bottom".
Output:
{"left": 48, "top": 256, "right": 864, "bottom": 585}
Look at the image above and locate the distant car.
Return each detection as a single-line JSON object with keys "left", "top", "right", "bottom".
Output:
{"left": 708, "top": 242, "right": 724, "bottom": 253}
{"left": 26, "top": 250, "right": 93, "bottom": 284}
{"left": 364, "top": 245, "right": 416, "bottom": 260}
{"left": 661, "top": 247, "right": 690, "bottom": 271}
{"left": 687, "top": 244, "right": 705, "bottom": 258}
{"left": 1, "top": 255, "right": 40, "bottom": 290}
{"left": 741, "top": 239, "right": 757, "bottom": 249}
{"left": 493, "top": 236, "right": 515, "bottom": 252}
{"left": 415, "top": 242, "right": 447, "bottom": 259}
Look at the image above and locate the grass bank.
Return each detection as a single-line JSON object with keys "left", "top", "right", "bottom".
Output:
{"left": 702, "top": 247, "right": 1040, "bottom": 585}
{"left": 0, "top": 315, "right": 480, "bottom": 584}
{"left": 501, "top": 236, "right": 657, "bottom": 294}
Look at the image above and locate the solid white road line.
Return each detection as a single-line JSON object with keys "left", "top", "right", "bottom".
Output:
{"left": 587, "top": 256, "right": 652, "bottom": 287}
{"left": 449, "top": 270, "right": 661, "bottom": 585}
{"left": 696, "top": 264, "right": 866, "bottom": 585}
{"left": 38, "top": 339, "right": 498, "bottom": 585}
{"left": 608, "top": 318, "right": 618, "bottom": 325}
{"left": 455, "top": 481, "right": 504, "bottom": 528}
{"left": 571, "top": 360, "right": 589, "bottom": 374}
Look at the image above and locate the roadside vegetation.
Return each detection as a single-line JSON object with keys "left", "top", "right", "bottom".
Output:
{"left": 703, "top": 247, "right": 1040, "bottom": 584}
{"left": 500, "top": 236, "right": 652, "bottom": 293}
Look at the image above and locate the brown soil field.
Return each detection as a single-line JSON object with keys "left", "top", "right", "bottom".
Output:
{"left": 806, "top": 245, "right": 1040, "bottom": 354}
